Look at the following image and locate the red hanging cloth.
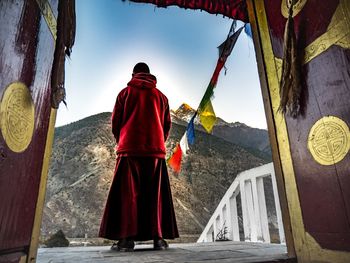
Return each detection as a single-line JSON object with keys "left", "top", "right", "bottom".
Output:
{"left": 128, "top": 0, "right": 249, "bottom": 22}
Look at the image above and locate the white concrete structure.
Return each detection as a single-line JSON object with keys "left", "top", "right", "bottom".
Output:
{"left": 197, "top": 163, "right": 285, "bottom": 244}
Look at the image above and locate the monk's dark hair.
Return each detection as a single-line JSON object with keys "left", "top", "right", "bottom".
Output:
{"left": 133, "top": 62, "right": 150, "bottom": 74}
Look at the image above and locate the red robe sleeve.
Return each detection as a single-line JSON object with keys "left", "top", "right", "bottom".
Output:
{"left": 163, "top": 103, "right": 171, "bottom": 141}
{"left": 111, "top": 91, "right": 125, "bottom": 143}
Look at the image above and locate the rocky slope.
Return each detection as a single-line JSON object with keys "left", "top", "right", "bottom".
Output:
{"left": 42, "top": 105, "right": 271, "bottom": 241}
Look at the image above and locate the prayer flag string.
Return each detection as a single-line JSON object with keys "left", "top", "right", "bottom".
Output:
{"left": 168, "top": 21, "right": 245, "bottom": 173}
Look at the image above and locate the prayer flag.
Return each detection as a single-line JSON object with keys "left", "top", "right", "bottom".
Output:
{"left": 218, "top": 26, "right": 244, "bottom": 62}
{"left": 198, "top": 23, "right": 242, "bottom": 112}
{"left": 186, "top": 113, "right": 196, "bottom": 145}
{"left": 198, "top": 60, "right": 224, "bottom": 112}
{"left": 198, "top": 25, "right": 244, "bottom": 133}
{"left": 167, "top": 132, "right": 189, "bottom": 173}
{"left": 167, "top": 22, "right": 244, "bottom": 173}
{"left": 199, "top": 100, "right": 217, "bottom": 133}
{"left": 244, "top": 23, "right": 253, "bottom": 40}
{"left": 167, "top": 143, "right": 182, "bottom": 173}
{"left": 180, "top": 132, "right": 189, "bottom": 156}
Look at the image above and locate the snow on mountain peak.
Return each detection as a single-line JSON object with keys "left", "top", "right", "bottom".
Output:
{"left": 171, "top": 103, "right": 249, "bottom": 129}
{"left": 171, "top": 103, "right": 197, "bottom": 123}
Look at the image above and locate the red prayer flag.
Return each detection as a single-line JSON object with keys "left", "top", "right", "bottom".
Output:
{"left": 167, "top": 143, "right": 182, "bottom": 173}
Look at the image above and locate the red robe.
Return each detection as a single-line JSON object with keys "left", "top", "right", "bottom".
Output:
{"left": 112, "top": 73, "right": 171, "bottom": 157}
{"left": 99, "top": 73, "right": 179, "bottom": 241}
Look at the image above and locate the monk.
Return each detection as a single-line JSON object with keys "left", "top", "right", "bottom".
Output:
{"left": 99, "top": 62, "right": 179, "bottom": 251}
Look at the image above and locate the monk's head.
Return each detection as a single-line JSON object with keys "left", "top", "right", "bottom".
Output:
{"left": 133, "top": 62, "right": 150, "bottom": 75}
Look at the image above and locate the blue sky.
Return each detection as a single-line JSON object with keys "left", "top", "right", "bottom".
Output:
{"left": 57, "top": 0, "right": 267, "bottom": 129}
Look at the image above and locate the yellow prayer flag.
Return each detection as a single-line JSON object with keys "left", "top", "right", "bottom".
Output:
{"left": 199, "top": 100, "right": 216, "bottom": 133}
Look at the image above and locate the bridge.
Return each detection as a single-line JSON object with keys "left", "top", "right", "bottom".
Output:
{"left": 198, "top": 163, "right": 285, "bottom": 244}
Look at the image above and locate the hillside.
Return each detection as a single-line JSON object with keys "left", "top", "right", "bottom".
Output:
{"left": 42, "top": 108, "right": 270, "bottom": 241}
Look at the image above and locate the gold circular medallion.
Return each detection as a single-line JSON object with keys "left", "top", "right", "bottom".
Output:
{"left": 0, "top": 82, "right": 35, "bottom": 153}
{"left": 308, "top": 116, "right": 350, "bottom": 165}
{"left": 281, "top": 0, "right": 308, "bottom": 18}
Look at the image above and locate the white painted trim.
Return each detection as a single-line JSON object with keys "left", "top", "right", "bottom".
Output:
{"left": 257, "top": 176, "right": 270, "bottom": 242}
{"left": 271, "top": 168, "right": 285, "bottom": 244}
{"left": 197, "top": 163, "right": 284, "bottom": 245}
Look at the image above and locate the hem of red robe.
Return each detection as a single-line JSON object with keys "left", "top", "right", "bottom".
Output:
{"left": 99, "top": 156, "right": 179, "bottom": 241}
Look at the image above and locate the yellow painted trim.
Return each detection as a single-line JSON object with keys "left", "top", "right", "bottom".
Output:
{"left": 254, "top": 2, "right": 308, "bottom": 261}
{"left": 246, "top": 0, "right": 296, "bottom": 257}
{"left": 19, "top": 255, "right": 27, "bottom": 263}
{"left": 27, "top": 109, "right": 57, "bottom": 263}
{"left": 35, "top": 0, "right": 57, "bottom": 40}
{"left": 304, "top": 0, "right": 350, "bottom": 64}
{"left": 277, "top": 0, "right": 350, "bottom": 65}
{"left": 254, "top": 1, "right": 350, "bottom": 262}
{"left": 27, "top": 1, "right": 58, "bottom": 262}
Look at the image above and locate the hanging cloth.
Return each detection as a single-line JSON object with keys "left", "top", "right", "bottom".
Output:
{"left": 279, "top": 1, "right": 302, "bottom": 118}
{"left": 51, "top": 0, "right": 76, "bottom": 108}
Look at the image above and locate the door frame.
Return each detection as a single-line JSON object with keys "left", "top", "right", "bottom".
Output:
{"left": 29, "top": 0, "right": 350, "bottom": 262}
{"left": 248, "top": 0, "right": 350, "bottom": 262}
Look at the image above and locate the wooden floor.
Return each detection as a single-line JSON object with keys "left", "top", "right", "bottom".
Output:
{"left": 37, "top": 241, "right": 294, "bottom": 263}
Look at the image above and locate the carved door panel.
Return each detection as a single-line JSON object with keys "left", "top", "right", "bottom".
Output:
{"left": 250, "top": 0, "right": 350, "bottom": 262}
{"left": 0, "top": 0, "right": 57, "bottom": 262}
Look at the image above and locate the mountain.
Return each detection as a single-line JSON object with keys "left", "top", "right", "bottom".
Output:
{"left": 42, "top": 106, "right": 271, "bottom": 242}
{"left": 171, "top": 103, "right": 271, "bottom": 161}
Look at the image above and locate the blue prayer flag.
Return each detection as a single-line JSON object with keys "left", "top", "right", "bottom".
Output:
{"left": 186, "top": 113, "right": 196, "bottom": 145}
{"left": 244, "top": 23, "right": 253, "bottom": 40}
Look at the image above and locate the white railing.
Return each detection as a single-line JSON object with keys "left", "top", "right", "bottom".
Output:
{"left": 197, "top": 163, "right": 285, "bottom": 244}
